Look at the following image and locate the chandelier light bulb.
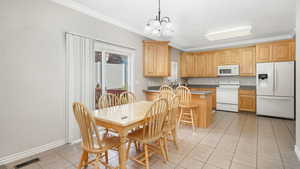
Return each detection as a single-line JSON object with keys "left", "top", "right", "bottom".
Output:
{"left": 151, "top": 20, "right": 161, "bottom": 29}
{"left": 144, "top": 0, "right": 174, "bottom": 37}
{"left": 151, "top": 29, "right": 160, "bottom": 36}
{"left": 144, "top": 24, "right": 152, "bottom": 34}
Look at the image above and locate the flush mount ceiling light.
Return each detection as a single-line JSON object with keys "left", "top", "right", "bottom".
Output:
{"left": 144, "top": 0, "right": 174, "bottom": 37}
{"left": 206, "top": 26, "right": 252, "bottom": 41}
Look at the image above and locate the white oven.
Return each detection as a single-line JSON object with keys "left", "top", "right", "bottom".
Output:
{"left": 217, "top": 65, "right": 239, "bottom": 76}
{"left": 216, "top": 81, "right": 240, "bottom": 112}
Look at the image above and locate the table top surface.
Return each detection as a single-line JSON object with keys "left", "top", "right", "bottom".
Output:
{"left": 94, "top": 101, "right": 153, "bottom": 127}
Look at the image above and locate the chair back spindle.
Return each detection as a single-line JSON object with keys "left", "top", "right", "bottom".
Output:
{"left": 98, "top": 93, "right": 120, "bottom": 109}
{"left": 120, "top": 91, "right": 136, "bottom": 104}
{"left": 159, "top": 85, "right": 173, "bottom": 93}
{"left": 142, "top": 99, "right": 168, "bottom": 141}
{"left": 175, "top": 86, "right": 192, "bottom": 104}
{"left": 72, "top": 102, "right": 101, "bottom": 150}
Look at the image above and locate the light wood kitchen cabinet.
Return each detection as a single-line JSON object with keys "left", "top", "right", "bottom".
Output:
{"left": 180, "top": 52, "right": 197, "bottom": 77}
{"left": 181, "top": 52, "right": 217, "bottom": 77}
{"left": 190, "top": 88, "right": 216, "bottom": 109}
{"left": 239, "top": 89, "right": 256, "bottom": 112}
{"left": 143, "top": 41, "right": 170, "bottom": 77}
{"left": 239, "top": 47, "right": 256, "bottom": 76}
{"left": 194, "top": 53, "right": 207, "bottom": 77}
{"left": 256, "top": 43, "right": 271, "bottom": 62}
{"left": 204, "top": 52, "right": 217, "bottom": 77}
{"left": 256, "top": 39, "right": 295, "bottom": 63}
{"left": 271, "top": 40, "right": 294, "bottom": 62}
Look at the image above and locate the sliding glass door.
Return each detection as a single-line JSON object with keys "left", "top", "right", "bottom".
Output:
{"left": 94, "top": 42, "right": 133, "bottom": 109}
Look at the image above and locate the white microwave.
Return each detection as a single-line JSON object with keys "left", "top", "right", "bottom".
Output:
{"left": 217, "top": 65, "right": 239, "bottom": 76}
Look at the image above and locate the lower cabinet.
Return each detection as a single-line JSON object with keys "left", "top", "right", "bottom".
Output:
{"left": 144, "top": 91, "right": 159, "bottom": 101}
{"left": 190, "top": 88, "right": 216, "bottom": 109}
{"left": 239, "top": 89, "right": 256, "bottom": 112}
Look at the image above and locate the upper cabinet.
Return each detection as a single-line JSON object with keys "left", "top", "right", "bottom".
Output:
{"left": 180, "top": 52, "right": 196, "bottom": 77}
{"left": 180, "top": 52, "right": 217, "bottom": 77}
{"left": 239, "top": 47, "right": 256, "bottom": 76}
{"left": 143, "top": 41, "right": 170, "bottom": 77}
{"left": 256, "top": 39, "right": 295, "bottom": 63}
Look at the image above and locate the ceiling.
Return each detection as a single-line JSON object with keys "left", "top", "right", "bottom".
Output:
{"left": 53, "top": 0, "right": 296, "bottom": 51}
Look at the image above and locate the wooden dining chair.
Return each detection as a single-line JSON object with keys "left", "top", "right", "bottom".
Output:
{"left": 120, "top": 91, "right": 136, "bottom": 104}
{"left": 73, "top": 102, "right": 120, "bottom": 169}
{"left": 98, "top": 93, "right": 120, "bottom": 109}
{"left": 159, "top": 85, "right": 173, "bottom": 93}
{"left": 164, "top": 95, "right": 180, "bottom": 150}
{"left": 175, "top": 86, "right": 198, "bottom": 131}
{"left": 126, "top": 98, "right": 169, "bottom": 169}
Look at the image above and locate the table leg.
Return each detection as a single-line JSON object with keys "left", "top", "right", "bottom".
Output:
{"left": 119, "top": 132, "right": 128, "bottom": 169}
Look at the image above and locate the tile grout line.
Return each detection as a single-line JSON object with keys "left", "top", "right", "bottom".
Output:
{"left": 174, "top": 112, "right": 227, "bottom": 169}
{"left": 270, "top": 119, "right": 286, "bottom": 169}
{"left": 199, "top": 113, "right": 238, "bottom": 169}
{"left": 227, "top": 112, "right": 249, "bottom": 169}
{"left": 282, "top": 119, "right": 295, "bottom": 141}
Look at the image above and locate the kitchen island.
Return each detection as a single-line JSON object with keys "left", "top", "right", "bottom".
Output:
{"left": 143, "top": 89, "right": 213, "bottom": 128}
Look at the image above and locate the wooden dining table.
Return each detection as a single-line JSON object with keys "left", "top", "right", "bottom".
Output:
{"left": 93, "top": 101, "right": 153, "bottom": 169}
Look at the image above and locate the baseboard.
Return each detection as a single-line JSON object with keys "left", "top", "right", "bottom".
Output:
{"left": 295, "top": 145, "right": 300, "bottom": 161}
{"left": 0, "top": 139, "right": 66, "bottom": 165}
{"left": 71, "top": 138, "right": 82, "bottom": 144}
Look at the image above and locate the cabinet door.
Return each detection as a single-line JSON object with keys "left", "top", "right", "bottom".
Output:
{"left": 256, "top": 44, "right": 271, "bottom": 62}
{"left": 143, "top": 41, "right": 169, "bottom": 77}
{"left": 229, "top": 49, "right": 240, "bottom": 65}
{"left": 195, "top": 54, "right": 207, "bottom": 77}
{"left": 271, "top": 41, "right": 293, "bottom": 62}
{"left": 215, "top": 50, "right": 228, "bottom": 66}
{"left": 240, "top": 47, "right": 256, "bottom": 76}
{"left": 180, "top": 53, "right": 188, "bottom": 77}
{"left": 180, "top": 53, "right": 195, "bottom": 77}
{"left": 206, "top": 53, "right": 217, "bottom": 77}
{"left": 156, "top": 44, "right": 169, "bottom": 76}
{"left": 144, "top": 44, "right": 157, "bottom": 76}
{"left": 239, "top": 95, "right": 256, "bottom": 112}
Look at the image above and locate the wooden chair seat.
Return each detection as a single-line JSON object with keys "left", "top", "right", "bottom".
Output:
{"left": 126, "top": 99, "right": 169, "bottom": 169}
{"left": 179, "top": 103, "right": 198, "bottom": 108}
{"left": 73, "top": 102, "right": 120, "bottom": 169}
{"left": 128, "top": 127, "right": 163, "bottom": 144}
{"left": 82, "top": 136, "right": 121, "bottom": 153}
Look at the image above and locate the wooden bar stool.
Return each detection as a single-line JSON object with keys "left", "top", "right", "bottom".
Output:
{"left": 175, "top": 86, "right": 198, "bottom": 131}
{"left": 159, "top": 84, "right": 173, "bottom": 93}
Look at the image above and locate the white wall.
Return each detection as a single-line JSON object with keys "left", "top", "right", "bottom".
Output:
{"left": 296, "top": 0, "right": 300, "bottom": 157}
{"left": 0, "top": 0, "right": 151, "bottom": 161}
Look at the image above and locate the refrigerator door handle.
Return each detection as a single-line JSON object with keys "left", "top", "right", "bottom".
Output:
{"left": 274, "top": 63, "right": 277, "bottom": 92}
{"left": 261, "top": 96, "right": 291, "bottom": 101}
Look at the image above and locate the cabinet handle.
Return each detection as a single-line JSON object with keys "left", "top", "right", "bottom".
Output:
{"left": 274, "top": 63, "right": 277, "bottom": 91}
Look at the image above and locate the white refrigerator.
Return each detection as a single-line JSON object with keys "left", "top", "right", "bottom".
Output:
{"left": 256, "top": 62, "right": 295, "bottom": 119}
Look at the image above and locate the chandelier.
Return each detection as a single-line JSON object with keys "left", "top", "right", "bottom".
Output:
{"left": 144, "top": 0, "right": 174, "bottom": 37}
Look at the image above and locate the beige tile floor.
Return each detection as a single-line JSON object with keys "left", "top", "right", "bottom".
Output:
{"left": 6, "top": 111, "right": 300, "bottom": 169}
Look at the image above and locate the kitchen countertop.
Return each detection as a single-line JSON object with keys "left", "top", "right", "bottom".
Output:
{"left": 143, "top": 89, "right": 212, "bottom": 95}
{"left": 147, "top": 84, "right": 256, "bottom": 91}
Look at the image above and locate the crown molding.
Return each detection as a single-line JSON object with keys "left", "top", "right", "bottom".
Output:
{"left": 50, "top": 0, "right": 185, "bottom": 51}
{"left": 184, "top": 34, "right": 294, "bottom": 52}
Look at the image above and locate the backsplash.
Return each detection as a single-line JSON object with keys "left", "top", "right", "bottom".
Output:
{"left": 147, "top": 76, "right": 256, "bottom": 87}
{"left": 188, "top": 77, "right": 256, "bottom": 86}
